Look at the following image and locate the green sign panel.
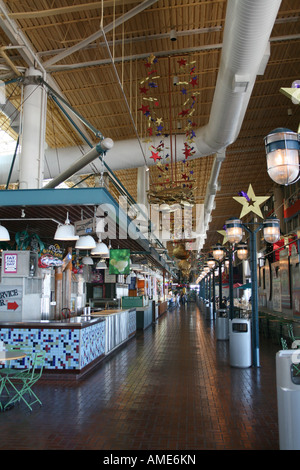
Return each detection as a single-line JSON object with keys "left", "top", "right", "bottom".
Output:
{"left": 109, "top": 249, "right": 130, "bottom": 275}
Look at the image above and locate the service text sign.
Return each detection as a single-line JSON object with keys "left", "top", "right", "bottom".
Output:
{"left": 0, "top": 287, "right": 22, "bottom": 311}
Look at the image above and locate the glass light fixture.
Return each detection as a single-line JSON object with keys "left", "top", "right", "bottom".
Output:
{"left": 212, "top": 243, "right": 225, "bottom": 261}
{"left": 91, "top": 238, "right": 109, "bottom": 257}
{"left": 0, "top": 224, "right": 10, "bottom": 241}
{"left": 225, "top": 217, "right": 243, "bottom": 244}
{"left": 206, "top": 256, "right": 216, "bottom": 269}
{"left": 263, "top": 217, "right": 280, "bottom": 243}
{"left": 75, "top": 235, "right": 96, "bottom": 249}
{"left": 54, "top": 212, "right": 79, "bottom": 241}
{"left": 264, "top": 128, "right": 299, "bottom": 185}
{"left": 224, "top": 259, "right": 230, "bottom": 268}
{"left": 236, "top": 242, "right": 248, "bottom": 260}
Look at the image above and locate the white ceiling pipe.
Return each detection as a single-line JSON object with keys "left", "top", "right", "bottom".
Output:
{"left": 43, "top": 138, "right": 114, "bottom": 189}
{"left": 194, "top": 0, "right": 282, "bottom": 157}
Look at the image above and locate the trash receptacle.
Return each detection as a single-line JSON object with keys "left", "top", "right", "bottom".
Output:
{"left": 216, "top": 309, "right": 229, "bottom": 340}
{"left": 205, "top": 301, "right": 213, "bottom": 320}
{"left": 276, "top": 349, "right": 300, "bottom": 450}
{"left": 229, "top": 318, "right": 251, "bottom": 368}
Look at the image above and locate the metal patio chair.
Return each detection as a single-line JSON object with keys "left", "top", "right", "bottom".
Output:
{"left": 3, "top": 350, "right": 46, "bottom": 412}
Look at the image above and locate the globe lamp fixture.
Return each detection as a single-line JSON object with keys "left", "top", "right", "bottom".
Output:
{"left": 264, "top": 128, "right": 299, "bottom": 185}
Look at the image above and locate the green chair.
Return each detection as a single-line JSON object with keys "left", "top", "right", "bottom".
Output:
{"left": 280, "top": 336, "right": 300, "bottom": 380}
{"left": 0, "top": 342, "right": 33, "bottom": 386}
{"left": 3, "top": 350, "right": 46, "bottom": 412}
{"left": 287, "top": 324, "right": 300, "bottom": 348}
{"left": 281, "top": 338, "right": 288, "bottom": 350}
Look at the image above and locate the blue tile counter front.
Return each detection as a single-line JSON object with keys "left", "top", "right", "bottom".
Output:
{"left": 0, "top": 309, "right": 136, "bottom": 376}
{"left": 0, "top": 321, "right": 105, "bottom": 371}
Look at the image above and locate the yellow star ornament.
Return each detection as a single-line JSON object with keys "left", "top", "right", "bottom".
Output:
{"left": 233, "top": 184, "right": 270, "bottom": 219}
{"left": 217, "top": 230, "right": 228, "bottom": 244}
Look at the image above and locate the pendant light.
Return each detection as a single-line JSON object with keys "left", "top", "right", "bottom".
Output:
{"left": 75, "top": 235, "right": 96, "bottom": 250}
{"left": 264, "top": 128, "right": 299, "bottom": 185}
{"left": 91, "top": 237, "right": 109, "bottom": 257}
{"left": 54, "top": 212, "right": 79, "bottom": 241}
{"left": 236, "top": 242, "right": 248, "bottom": 260}
{"left": 0, "top": 224, "right": 10, "bottom": 241}
{"left": 225, "top": 217, "right": 243, "bottom": 244}
{"left": 96, "top": 259, "right": 107, "bottom": 269}
{"left": 263, "top": 217, "right": 281, "bottom": 243}
{"left": 82, "top": 255, "right": 94, "bottom": 265}
{"left": 212, "top": 243, "right": 225, "bottom": 261}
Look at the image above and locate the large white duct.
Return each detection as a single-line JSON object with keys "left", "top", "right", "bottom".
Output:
{"left": 194, "top": 0, "right": 282, "bottom": 157}
{"left": 0, "top": 0, "right": 282, "bottom": 189}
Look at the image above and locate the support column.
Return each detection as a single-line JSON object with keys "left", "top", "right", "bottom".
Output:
{"left": 137, "top": 165, "right": 149, "bottom": 209}
{"left": 19, "top": 68, "right": 47, "bottom": 189}
{"left": 55, "top": 266, "right": 63, "bottom": 320}
{"left": 229, "top": 246, "right": 234, "bottom": 319}
{"left": 250, "top": 228, "right": 260, "bottom": 368}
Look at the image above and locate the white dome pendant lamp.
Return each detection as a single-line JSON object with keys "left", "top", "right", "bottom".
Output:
{"left": 54, "top": 212, "right": 79, "bottom": 241}
{"left": 0, "top": 224, "right": 10, "bottom": 241}
{"left": 75, "top": 235, "right": 96, "bottom": 250}
{"left": 91, "top": 236, "right": 109, "bottom": 258}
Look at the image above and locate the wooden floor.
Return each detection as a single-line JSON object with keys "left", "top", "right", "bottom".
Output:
{"left": 0, "top": 303, "right": 280, "bottom": 451}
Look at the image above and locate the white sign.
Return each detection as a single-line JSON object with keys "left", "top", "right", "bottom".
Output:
{"left": 4, "top": 253, "right": 18, "bottom": 273}
{"left": 0, "top": 287, "right": 22, "bottom": 312}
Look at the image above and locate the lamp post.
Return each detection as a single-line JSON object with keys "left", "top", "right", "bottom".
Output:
{"left": 264, "top": 128, "right": 299, "bottom": 185}
{"left": 225, "top": 216, "right": 280, "bottom": 367}
{"left": 213, "top": 239, "right": 248, "bottom": 320}
{"left": 212, "top": 243, "right": 226, "bottom": 310}
{"left": 207, "top": 255, "right": 216, "bottom": 316}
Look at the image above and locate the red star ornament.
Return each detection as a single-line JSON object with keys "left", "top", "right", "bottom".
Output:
{"left": 179, "top": 109, "right": 189, "bottom": 117}
{"left": 190, "top": 77, "right": 198, "bottom": 88}
{"left": 177, "top": 58, "right": 187, "bottom": 67}
{"left": 183, "top": 145, "right": 192, "bottom": 159}
{"left": 150, "top": 151, "right": 161, "bottom": 163}
{"left": 138, "top": 104, "right": 150, "bottom": 115}
{"left": 139, "top": 86, "right": 148, "bottom": 94}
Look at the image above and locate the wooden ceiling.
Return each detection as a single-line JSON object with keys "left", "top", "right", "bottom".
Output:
{"left": 0, "top": 0, "right": 299, "bottom": 259}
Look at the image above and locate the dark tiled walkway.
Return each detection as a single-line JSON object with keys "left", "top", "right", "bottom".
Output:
{"left": 0, "top": 303, "right": 280, "bottom": 450}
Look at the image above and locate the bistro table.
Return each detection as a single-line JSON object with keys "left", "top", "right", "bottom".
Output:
{"left": 0, "top": 350, "right": 27, "bottom": 411}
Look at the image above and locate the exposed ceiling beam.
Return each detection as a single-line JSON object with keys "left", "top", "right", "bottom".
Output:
{"left": 43, "top": 0, "right": 159, "bottom": 68}
{"left": 2, "top": 0, "right": 142, "bottom": 20}
{"left": 46, "top": 43, "right": 223, "bottom": 72}
{"left": 45, "top": 33, "right": 300, "bottom": 72}
{"left": 37, "top": 27, "right": 222, "bottom": 59}
{"left": 0, "top": 0, "right": 97, "bottom": 146}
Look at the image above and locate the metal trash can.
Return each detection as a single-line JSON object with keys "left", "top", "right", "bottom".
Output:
{"left": 229, "top": 318, "right": 251, "bottom": 368}
{"left": 276, "top": 350, "right": 300, "bottom": 450}
{"left": 216, "top": 309, "right": 229, "bottom": 340}
{"left": 205, "top": 301, "right": 213, "bottom": 320}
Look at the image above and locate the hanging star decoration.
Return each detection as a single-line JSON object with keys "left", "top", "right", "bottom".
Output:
{"left": 217, "top": 230, "right": 229, "bottom": 245}
{"left": 150, "top": 150, "right": 161, "bottom": 163}
{"left": 233, "top": 184, "right": 270, "bottom": 219}
{"left": 178, "top": 58, "right": 187, "bottom": 68}
{"left": 139, "top": 55, "right": 161, "bottom": 135}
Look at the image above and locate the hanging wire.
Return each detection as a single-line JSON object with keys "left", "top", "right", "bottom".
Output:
{"left": 101, "top": 26, "right": 153, "bottom": 184}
